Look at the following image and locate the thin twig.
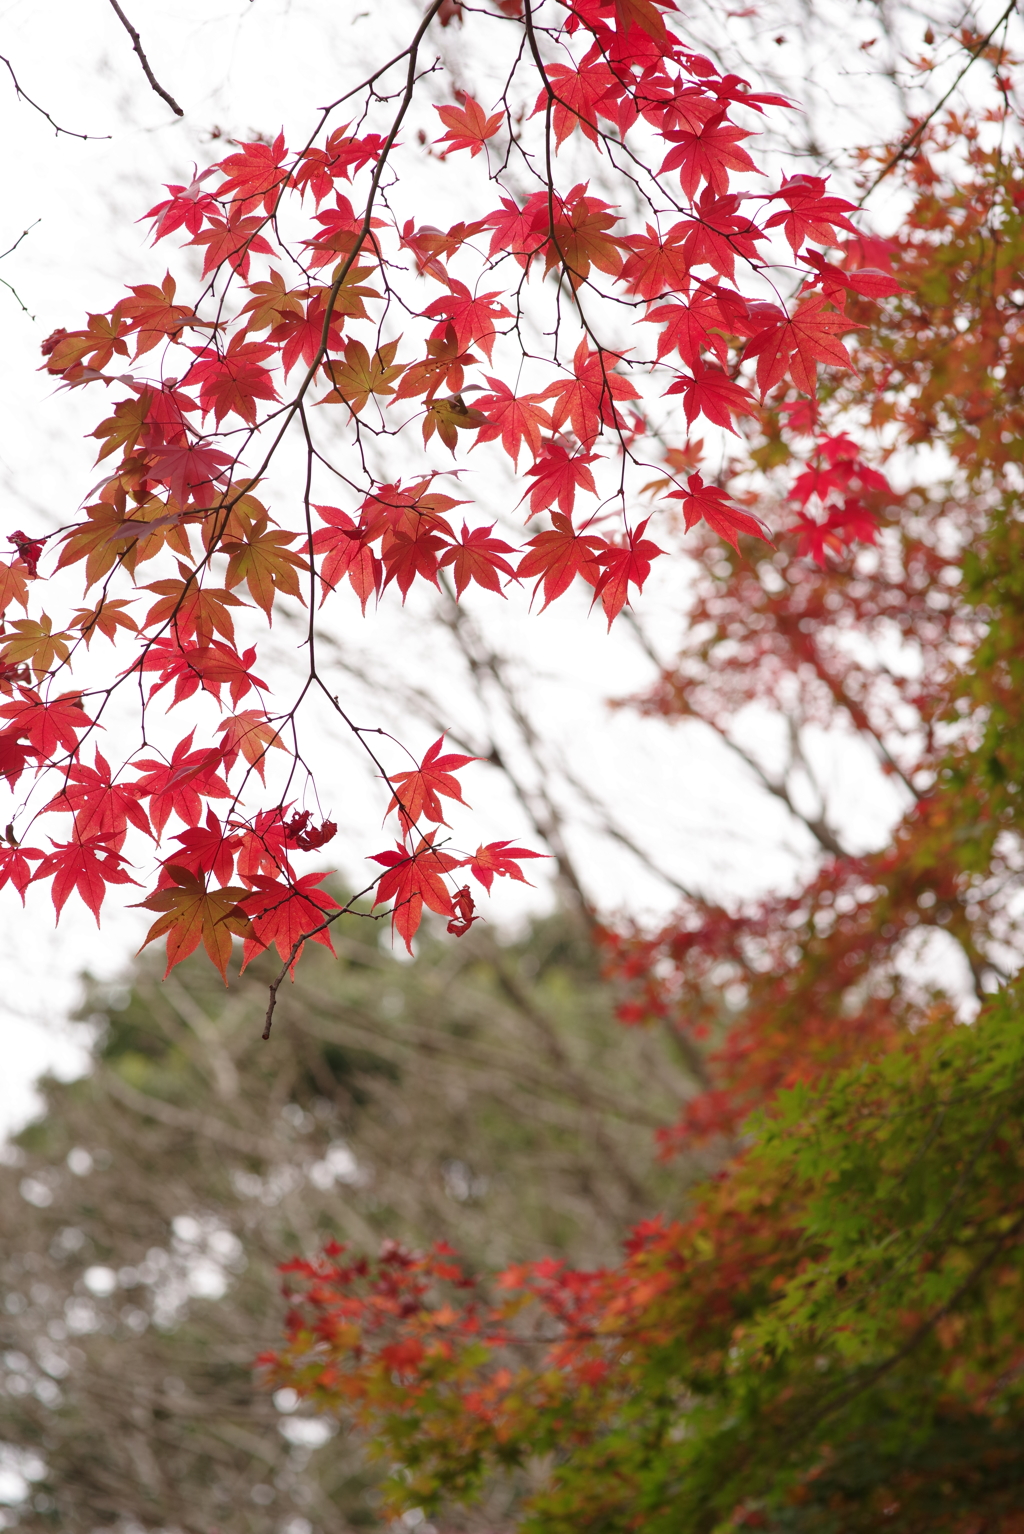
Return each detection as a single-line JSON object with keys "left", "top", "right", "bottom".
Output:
{"left": 0, "top": 221, "right": 40, "bottom": 316}
{"left": 106, "top": 0, "right": 185, "bottom": 117}
{"left": 0, "top": 221, "right": 39, "bottom": 264}
{"left": 0, "top": 55, "right": 107, "bottom": 139}
{"left": 0, "top": 278, "right": 32, "bottom": 317}
{"left": 263, "top": 879, "right": 383, "bottom": 1040}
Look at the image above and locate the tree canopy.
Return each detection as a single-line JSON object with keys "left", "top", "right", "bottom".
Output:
{"left": 2, "top": 0, "right": 1024, "bottom": 1530}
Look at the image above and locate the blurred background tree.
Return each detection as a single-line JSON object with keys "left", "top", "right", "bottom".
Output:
{"left": 0, "top": 906, "right": 691, "bottom": 1532}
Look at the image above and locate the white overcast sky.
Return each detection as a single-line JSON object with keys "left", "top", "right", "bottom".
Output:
{"left": 0, "top": 0, "right": 1014, "bottom": 1131}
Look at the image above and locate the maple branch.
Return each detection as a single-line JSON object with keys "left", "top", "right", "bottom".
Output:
{"left": 435, "top": 592, "right": 595, "bottom": 919}
{"left": 106, "top": 0, "right": 185, "bottom": 117}
{"left": 557, "top": 757, "right": 701, "bottom": 900}
{"left": 860, "top": 0, "right": 1019, "bottom": 201}
{"left": 521, "top": 0, "right": 638, "bottom": 461}
{"left": 624, "top": 612, "right": 850, "bottom": 860}
{"left": 262, "top": 880, "right": 383, "bottom": 1040}
{"left": 233, "top": 0, "right": 448, "bottom": 499}
{"left": 297, "top": 988, "right": 661, "bottom": 1127}
{"left": 0, "top": 54, "right": 107, "bottom": 139}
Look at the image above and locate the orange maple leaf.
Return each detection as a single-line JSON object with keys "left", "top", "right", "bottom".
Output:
{"left": 434, "top": 95, "right": 503, "bottom": 156}
{"left": 136, "top": 866, "right": 255, "bottom": 981}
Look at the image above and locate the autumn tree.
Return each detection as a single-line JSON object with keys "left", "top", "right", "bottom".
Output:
{"left": 6, "top": 0, "right": 1024, "bottom": 1529}
{"left": 268, "top": 53, "right": 1024, "bottom": 1534}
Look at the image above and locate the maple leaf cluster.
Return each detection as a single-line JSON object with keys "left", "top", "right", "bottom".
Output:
{"left": 260, "top": 97, "right": 1024, "bottom": 1534}
{"left": 8, "top": 0, "right": 895, "bottom": 979}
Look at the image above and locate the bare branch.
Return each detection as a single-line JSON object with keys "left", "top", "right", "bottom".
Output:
{"left": 106, "top": 0, "right": 185, "bottom": 117}
{"left": 0, "top": 54, "right": 107, "bottom": 139}
{"left": 860, "top": 0, "right": 1018, "bottom": 202}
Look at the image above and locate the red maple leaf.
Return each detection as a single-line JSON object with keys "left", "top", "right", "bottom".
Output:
{"left": 483, "top": 197, "right": 549, "bottom": 269}
{"left": 0, "top": 737, "right": 36, "bottom": 787}
{"left": 44, "top": 748, "right": 151, "bottom": 848}
{"left": 188, "top": 335, "right": 279, "bottom": 425}
{"left": 162, "top": 808, "right": 242, "bottom": 887}
{"left": 659, "top": 108, "right": 759, "bottom": 198}
{"left": 120, "top": 273, "right": 196, "bottom": 355}
{"left": 422, "top": 284, "right": 511, "bottom": 363}
{"left": 144, "top": 439, "right": 234, "bottom": 506}
{"left": 0, "top": 689, "right": 91, "bottom": 758}
{"left": 519, "top": 444, "right": 599, "bottom": 517}
{"left": 667, "top": 472, "right": 771, "bottom": 551}
{"left": 305, "top": 194, "right": 386, "bottom": 269}
{"left": 135, "top": 868, "right": 254, "bottom": 982}
{"left": 788, "top": 512, "right": 843, "bottom": 566}
{"left": 379, "top": 520, "right": 452, "bottom": 600}
{"left": 370, "top": 834, "right": 461, "bottom": 952}
{"left": 434, "top": 95, "right": 503, "bottom": 156}
{"left": 801, "top": 250, "right": 904, "bottom": 302}
{"left": 666, "top": 365, "right": 757, "bottom": 433}
{"left": 188, "top": 210, "right": 275, "bottom": 280}
{"left": 674, "top": 190, "right": 767, "bottom": 281}
{"left": 517, "top": 512, "right": 603, "bottom": 609}
{"left": 439, "top": 523, "right": 517, "bottom": 598}
{"left": 32, "top": 834, "right": 136, "bottom": 923}
{"left": 636, "top": 76, "right": 719, "bottom": 135}
{"left": 386, "top": 735, "right": 477, "bottom": 831}
{"left": 215, "top": 131, "right": 289, "bottom": 215}
{"left": 268, "top": 295, "right": 345, "bottom": 376}
{"left": 392, "top": 322, "right": 477, "bottom": 404}
{"left": 540, "top": 339, "right": 640, "bottom": 445}
{"left": 7, "top": 530, "right": 46, "bottom": 578}
{"left": 613, "top": 0, "right": 675, "bottom": 47}
{"left": 762, "top": 174, "right": 859, "bottom": 253}
{"left": 593, "top": 519, "right": 665, "bottom": 625}
{"left": 312, "top": 506, "right": 382, "bottom": 613}
{"left": 0, "top": 843, "right": 43, "bottom": 902}
{"left": 744, "top": 293, "right": 860, "bottom": 395}
{"left": 536, "top": 47, "right": 620, "bottom": 147}
{"left": 40, "top": 311, "right": 130, "bottom": 378}
{"left": 790, "top": 499, "right": 880, "bottom": 564}
{"left": 215, "top": 711, "right": 284, "bottom": 782}
{"left": 138, "top": 638, "right": 269, "bottom": 709}
{"left": 361, "top": 482, "right": 466, "bottom": 542}
{"left": 131, "top": 733, "right": 231, "bottom": 835}
{"left": 826, "top": 499, "right": 880, "bottom": 545}
{"left": 292, "top": 127, "right": 386, "bottom": 201}
{"left": 536, "top": 184, "right": 627, "bottom": 287}
{"left": 788, "top": 436, "right": 887, "bottom": 507}
{"left": 461, "top": 840, "right": 547, "bottom": 892}
{"left": 282, "top": 810, "right": 338, "bottom": 852}
{"left": 233, "top": 805, "right": 297, "bottom": 884}
{"left": 143, "top": 175, "right": 220, "bottom": 241}
{"left": 644, "top": 285, "right": 750, "bottom": 368}
{"left": 619, "top": 225, "right": 691, "bottom": 301}
{"left": 241, "top": 871, "right": 341, "bottom": 970}
{"left": 473, "top": 380, "right": 552, "bottom": 465}
{"left": 398, "top": 217, "right": 487, "bottom": 281}
{"left": 0, "top": 558, "right": 31, "bottom": 616}
{"left": 446, "top": 884, "right": 478, "bottom": 938}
